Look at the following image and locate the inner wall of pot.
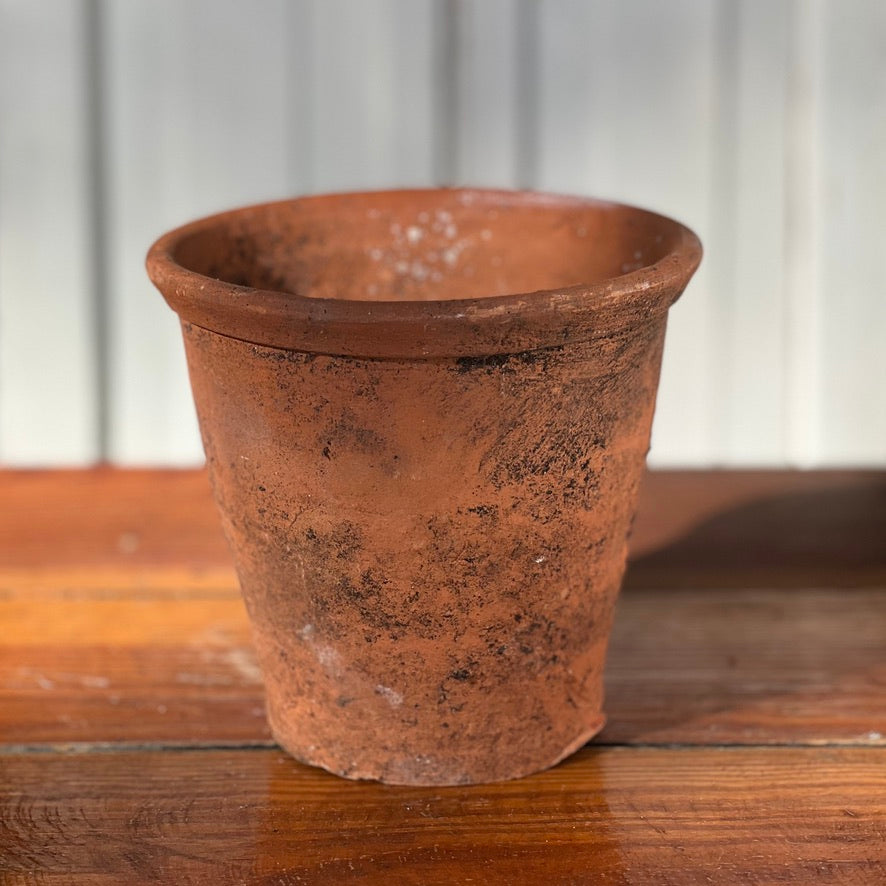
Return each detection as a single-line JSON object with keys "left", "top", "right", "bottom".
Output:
{"left": 171, "top": 192, "right": 679, "bottom": 303}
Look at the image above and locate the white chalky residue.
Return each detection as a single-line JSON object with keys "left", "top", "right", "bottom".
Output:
{"left": 369, "top": 247, "right": 383, "bottom": 261}
{"left": 117, "top": 531, "right": 140, "bottom": 554}
{"left": 176, "top": 672, "right": 234, "bottom": 687}
{"left": 634, "top": 249, "right": 643, "bottom": 260}
{"left": 534, "top": 555, "right": 546, "bottom": 564}
{"left": 480, "top": 228, "right": 492, "bottom": 241}
{"left": 314, "top": 644, "right": 342, "bottom": 673}
{"left": 222, "top": 648, "right": 263, "bottom": 683}
{"left": 299, "top": 623, "right": 342, "bottom": 675}
{"left": 444, "top": 223, "right": 457, "bottom": 239}
{"left": 395, "top": 260, "right": 410, "bottom": 274}
{"left": 406, "top": 225, "right": 423, "bottom": 244}
{"left": 866, "top": 731, "right": 883, "bottom": 740}
{"left": 19, "top": 667, "right": 111, "bottom": 690}
{"left": 375, "top": 684, "right": 404, "bottom": 707}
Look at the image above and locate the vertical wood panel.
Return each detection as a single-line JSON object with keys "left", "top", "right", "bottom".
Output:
{"left": 1, "top": 0, "right": 883, "bottom": 467}
{"left": 817, "top": 0, "right": 886, "bottom": 464}
{"left": 101, "top": 0, "right": 291, "bottom": 464}
{"left": 718, "top": 0, "right": 792, "bottom": 463}
{"left": 0, "top": 0, "right": 99, "bottom": 464}
{"left": 308, "top": 0, "right": 436, "bottom": 192}
{"left": 453, "top": 0, "right": 522, "bottom": 186}
{"left": 783, "top": 0, "right": 825, "bottom": 466}
{"left": 536, "top": 0, "right": 720, "bottom": 466}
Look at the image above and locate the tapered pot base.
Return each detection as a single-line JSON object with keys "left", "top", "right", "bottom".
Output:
{"left": 267, "top": 703, "right": 607, "bottom": 786}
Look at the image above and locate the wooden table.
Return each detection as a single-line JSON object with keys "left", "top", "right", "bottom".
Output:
{"left": 1, "top": 469, "right": 884, "bottom": 884}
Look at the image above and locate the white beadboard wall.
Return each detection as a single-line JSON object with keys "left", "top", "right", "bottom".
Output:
{"left": 1, "top": 0, "right": 884, "bottom": 467}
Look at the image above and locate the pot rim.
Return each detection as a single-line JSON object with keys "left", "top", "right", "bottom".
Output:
{"left": 146, "top": 187, "right": 702, "bottom": 360}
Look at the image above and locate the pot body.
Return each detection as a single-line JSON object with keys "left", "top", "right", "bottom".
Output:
{"left": 182, "top": 318, "right": 664, "bottom": 784}
{"left": 148, "top": 188, "right": 701, "bottom": 785}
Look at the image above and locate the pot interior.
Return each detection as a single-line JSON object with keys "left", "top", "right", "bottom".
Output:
{"left": 170, "top": 191, "right": 682, "bottom": 303}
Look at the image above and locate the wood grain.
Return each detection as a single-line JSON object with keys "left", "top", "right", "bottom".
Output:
{"left": 604, "top": 588, "right": 886, "bottom": 746}
{"left": 1, "top": 470, "right": 884, "bottom": 748}
{"left": 0, "top": 588, "right": 269, "bottom": 745}
{"left": 3, "top": 468, "right": 884, "bottom": 584}
{"left": 0, "top": 469, "right": 227, "bottom": 571}
{"left": 626, "top": 469, "right": 886, "bottom": 588}
{"left": 1, "top": 469, "right": 885, "bottom": 882}
{"left": 2, "top": 585, "right": 883, "bottom": 748}
{"left": 1, "top": 746, "right": 884, "bottom": 884}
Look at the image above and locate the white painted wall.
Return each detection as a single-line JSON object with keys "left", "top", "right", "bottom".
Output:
{"left": 1, "top": 0, "right": 883, "bottom": 467}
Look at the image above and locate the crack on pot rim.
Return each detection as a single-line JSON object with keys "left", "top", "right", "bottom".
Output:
{"left": 146, "top": 188, "right": 702, "bottom": 360}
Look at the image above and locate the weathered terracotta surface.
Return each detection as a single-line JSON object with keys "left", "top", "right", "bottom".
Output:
{"left": 147, "top": 189, "right": 701, "bottom": 785}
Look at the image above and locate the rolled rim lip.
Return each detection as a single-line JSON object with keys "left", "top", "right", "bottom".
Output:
{"left": 146, "top": 187, "right": 702, "bottom": 360}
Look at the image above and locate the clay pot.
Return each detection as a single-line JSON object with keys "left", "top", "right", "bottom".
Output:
{"left": 147, "top": 188, "right": 701, "bottom": 785}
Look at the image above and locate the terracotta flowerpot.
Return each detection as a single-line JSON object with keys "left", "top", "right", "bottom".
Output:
{"left": 147, "top": 188, "right": 701, "bottom": 785}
